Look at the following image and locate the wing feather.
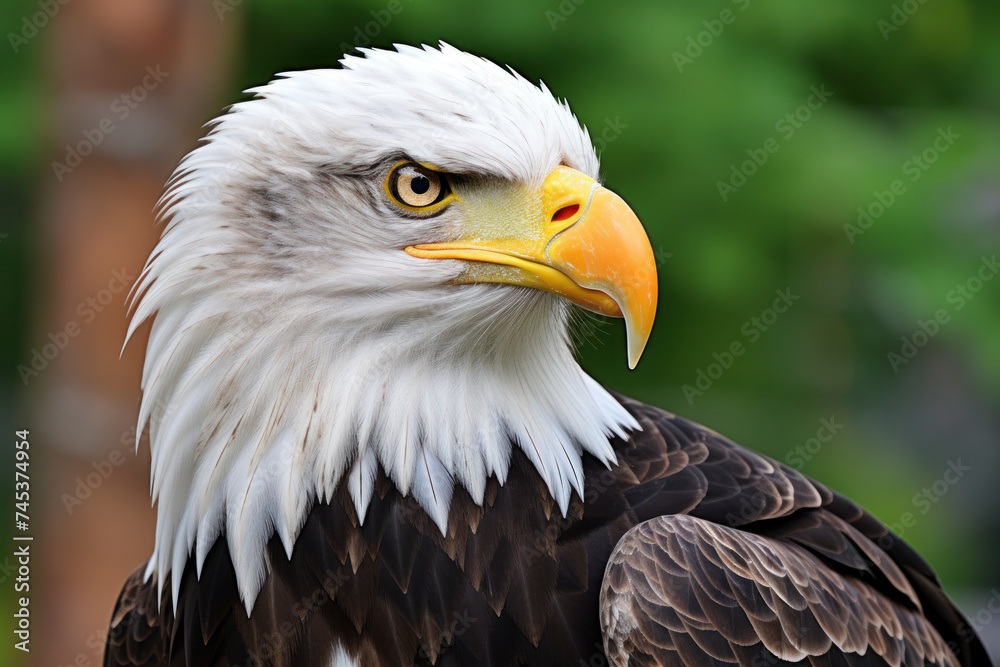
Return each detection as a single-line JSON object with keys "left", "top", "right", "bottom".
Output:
{"left": 104, "top": 565, "right": 169, "bottom": 667}
{"left": 600, "top": 513, "right": 958, "bottom": 666}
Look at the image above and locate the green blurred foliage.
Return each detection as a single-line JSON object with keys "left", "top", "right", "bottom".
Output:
{"left": 1, "top": 3, "right": 998, "bottom": 652}
{"left": 234, "top": 0, "right": 1000, "bottom": 591}
{"left": 0, "top": 0, "right": 41, "bottom": 392}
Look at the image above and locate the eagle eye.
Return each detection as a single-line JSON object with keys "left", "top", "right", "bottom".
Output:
{"left": 387, "top": 162, "right": 450, "bottom": 210}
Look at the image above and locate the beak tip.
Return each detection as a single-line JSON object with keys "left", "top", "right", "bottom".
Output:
{"left": 623, "top": 300, "right": 655, "bottom": 371}
{"left": 626, "top": 335, "right": 647, "bottom": 370}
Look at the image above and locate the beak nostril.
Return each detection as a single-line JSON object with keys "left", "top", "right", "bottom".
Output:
{"left": 551, "top": 204, "right": 579, "bottom": 222}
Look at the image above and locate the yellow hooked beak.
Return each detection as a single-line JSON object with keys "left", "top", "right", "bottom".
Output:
{"left": 405, "top": 166, "right": 657, "bottom": 368}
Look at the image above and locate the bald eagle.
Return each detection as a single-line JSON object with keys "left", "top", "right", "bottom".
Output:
{"left": 105, "top": 44, "right": 991, "bottom": 667}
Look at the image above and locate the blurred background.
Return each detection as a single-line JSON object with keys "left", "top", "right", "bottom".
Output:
{"left": 0, "top": 0, "right": 997, "bottom": 665}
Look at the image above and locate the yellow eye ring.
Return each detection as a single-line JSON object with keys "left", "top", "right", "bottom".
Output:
{"left": 385, "top": 162, "right": 454, "bottom": 212}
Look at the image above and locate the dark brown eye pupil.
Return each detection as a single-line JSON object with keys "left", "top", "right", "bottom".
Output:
{"left": 410, "top": 175, "right": 430, "bottom": 195}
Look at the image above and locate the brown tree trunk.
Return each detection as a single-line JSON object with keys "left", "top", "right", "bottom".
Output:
{"left": 31, "top": 2, "right": 238, "bottom": 664}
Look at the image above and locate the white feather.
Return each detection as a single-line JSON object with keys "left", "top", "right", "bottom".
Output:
{"left": 130, "top": 43, "right": 640, "bottom": 613}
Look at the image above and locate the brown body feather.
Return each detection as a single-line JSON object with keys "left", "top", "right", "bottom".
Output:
{"left": 104, "top": 395, "right": 991, "bottom": 666}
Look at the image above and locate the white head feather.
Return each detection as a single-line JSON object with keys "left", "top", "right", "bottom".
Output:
{"left": 129, "top": 43, "right": 638, "bottom": 613}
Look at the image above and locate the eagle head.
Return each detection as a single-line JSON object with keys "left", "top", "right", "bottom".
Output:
{"left": 129, "top": 43, "right": 658, "bottom": 610}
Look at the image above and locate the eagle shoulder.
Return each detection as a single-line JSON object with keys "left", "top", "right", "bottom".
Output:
{"left": 104, "top": 543, "right": 254, "bottom": 667}
{"left": 602, "top": 394, "right": 990, "bottom": 666}
{"left": 104, "top": 562, "right": 171, "bottom": 667}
